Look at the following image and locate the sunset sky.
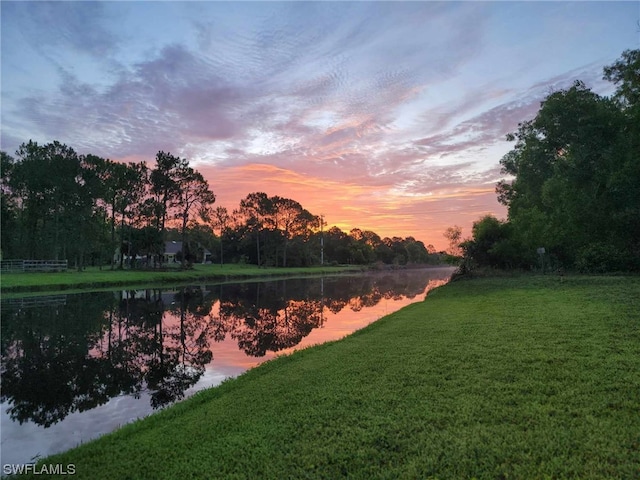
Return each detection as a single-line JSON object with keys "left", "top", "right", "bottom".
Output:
{"left": 2, "top": 1, "right": 638, "bottom": 249}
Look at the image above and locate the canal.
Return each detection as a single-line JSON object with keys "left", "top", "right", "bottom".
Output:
{"left": 0, "top": 267, "right": 453, "bottom": 465}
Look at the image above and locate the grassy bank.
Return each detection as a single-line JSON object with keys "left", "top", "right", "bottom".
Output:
{"left": 18, "top": 275, "right": 640, "bottom": 479}
{"left": 0, "top": 264, "right": 362, "bottom": 294}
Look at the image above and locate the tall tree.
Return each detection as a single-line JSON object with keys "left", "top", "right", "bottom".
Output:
{"left": 237, "top": 192, "right": 270, "bottom": 267}
{"left": 603, "top": 49, "right": 640, "bottom": 265}
{"left": 498, "top": 81, "right": 627, "bottom": 267}
{"left": 149, "top": 151, "right": 184, "bottom": 236}
{"left": 270, "top": 196, "right": 311, "bottom": 267}
{"left": 95, "top": 158, "right": 148, "bottom": 268}
{"left": 171, "top": 164, "right": 216, "bottom": 267}
{"left": 8, "top": 141, "right": 100, "bottom": 262}
{"left": 323, "top": 226, "right": 351, "bottom": 264}
{"left": 211, "top": 206, "right": 230, "bottom": 266}
{"left": 495, "top": 50, "right": 640, "bottom": 271}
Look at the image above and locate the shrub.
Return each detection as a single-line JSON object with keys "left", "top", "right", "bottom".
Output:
{"left": 574, "top": 243, "right": 628, "bottom": 273}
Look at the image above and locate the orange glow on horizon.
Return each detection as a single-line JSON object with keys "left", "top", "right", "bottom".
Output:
{"left": 197, "top": 162, "right": 506, "bottom": 250}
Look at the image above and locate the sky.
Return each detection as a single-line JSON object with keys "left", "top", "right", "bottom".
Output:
{"left": 2, "top": 1, "right": 638, "bottom": 249}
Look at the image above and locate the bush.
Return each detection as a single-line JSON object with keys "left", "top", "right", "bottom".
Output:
{"left": 574, "top": 243, "right": 628, "bottom": 273}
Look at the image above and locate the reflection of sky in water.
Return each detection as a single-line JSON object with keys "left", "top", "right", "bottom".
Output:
{"left": 1, "top": 269, "right": 452, "bottom": 466}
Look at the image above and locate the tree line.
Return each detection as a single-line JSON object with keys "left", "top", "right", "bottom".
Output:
{"left": 453, "top": 50, "right": 640, "bottom": 273}
{"left": 1, "top": 144, "right": 440, "bottom": 269}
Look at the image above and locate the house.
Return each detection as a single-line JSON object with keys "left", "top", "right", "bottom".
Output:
{"left": 164, "top": 241, "right": 212, "bottom": 264}
{"left": 164, "top": 241, "right": 182, "bottom": 263}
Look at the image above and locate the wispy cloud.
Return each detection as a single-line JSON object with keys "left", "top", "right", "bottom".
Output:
{"left": 6, "top": 1, "right": 119, "bottom": 57}
{"left": 1, "top": 1, "right": 636, "bottom": 247}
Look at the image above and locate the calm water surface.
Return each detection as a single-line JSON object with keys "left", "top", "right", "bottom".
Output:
{"left": 0, "top": 268, "right": 453, "bottom": 465}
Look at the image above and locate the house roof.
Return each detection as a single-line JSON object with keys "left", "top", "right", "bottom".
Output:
{"left": 165, "top": 241, "right": 182, "bottom": 254}
{"left": 164, "top": 241, "right": 211, "bottom": 255}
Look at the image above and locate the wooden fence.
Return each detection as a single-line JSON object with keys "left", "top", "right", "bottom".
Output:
{"left": 1, "top": 259, "right": 68, "bottom": 273}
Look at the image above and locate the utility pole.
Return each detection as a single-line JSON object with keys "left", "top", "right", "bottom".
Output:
{"left": 320, "top": 214, "right": 324, "bottom": 266}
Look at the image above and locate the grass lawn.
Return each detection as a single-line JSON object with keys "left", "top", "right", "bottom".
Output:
{"left": 0, "top": 264, "right": 361, "bottom": 294}
{"left": 14, "top": 274, "right": 640, "bottom": 479}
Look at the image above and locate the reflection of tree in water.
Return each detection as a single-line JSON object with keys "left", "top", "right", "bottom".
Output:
{"left": 1, "top": 293, "right": 116, "bottom": 427}
{"left": 0, "top": 286, "right": 216, "bottom": 426}
{"left": 147, "top": 287, "right": 215, "bottom": 409}
{"left": 317, "top": 271, "right": 430, "bottom": 313}
{"left": 0, "top": 269, "right": 445, "bottom": 426}
{"left": 213, "top": 270, "right": 438, "bottom": 356}
{"left": 231, "top": 299, "right": 324, "bottom": 357}
{"left": 216, "top": 281, "right": 325, "bottom": 357}
{"left": 103, "top": 286, "right": 216, "bottom": 409}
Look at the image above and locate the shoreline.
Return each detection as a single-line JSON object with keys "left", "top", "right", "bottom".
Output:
{"left": 0, "top": 264, "right": 359, "bottom": 295}
{"left": 0, "top": 264, "right": 452, "bottom": 296}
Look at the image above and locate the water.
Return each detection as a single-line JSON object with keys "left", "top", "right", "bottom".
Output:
{"left": 0, "top": 267, "right": 453, "bottom": 465}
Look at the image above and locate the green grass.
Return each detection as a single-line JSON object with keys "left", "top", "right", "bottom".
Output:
{"left": 16, "top": 275, "right": 640, "bottom": 479}
{"left": 0, "top": 264, "right": 361, "bottom": 294}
